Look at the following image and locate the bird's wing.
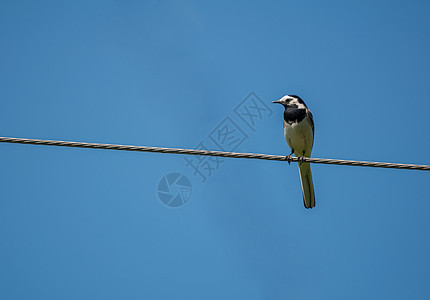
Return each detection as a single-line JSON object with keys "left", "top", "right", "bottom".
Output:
{"left": 307, "top": 109, "right": 315, "bottom": 138}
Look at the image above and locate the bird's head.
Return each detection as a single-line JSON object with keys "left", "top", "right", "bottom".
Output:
{"left": 272, "top": 95, "right": 306, "bottom": 108}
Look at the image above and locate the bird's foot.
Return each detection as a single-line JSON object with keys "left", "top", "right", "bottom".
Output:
{"left": 297, "top": 156, "right": 306, "bottom": 165}
{"left": 285, "top": 149, "right": 294, "bottom": 165}
{"left": 285, "top": 154, "right": 293, "bottom": 164}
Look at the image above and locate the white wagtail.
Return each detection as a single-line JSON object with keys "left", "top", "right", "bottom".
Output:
{"left": 273, "top": 95, "right": 315, "bottom": 208}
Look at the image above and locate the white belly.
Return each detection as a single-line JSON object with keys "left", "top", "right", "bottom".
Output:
{"left": 284, "top": 115, "right": 314, "bottom": 157}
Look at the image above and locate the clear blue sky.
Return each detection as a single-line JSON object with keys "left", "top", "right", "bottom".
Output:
{"left": 1, "top": 1, "right": 430, "bottom": 299}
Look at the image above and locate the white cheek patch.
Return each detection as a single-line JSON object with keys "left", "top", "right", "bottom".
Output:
{"left": 289, "top": 98, "right": 306, "bottom": 109}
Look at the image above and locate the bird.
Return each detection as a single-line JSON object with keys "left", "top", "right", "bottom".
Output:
{"left": 273, "top": 95, "right": 316, "bottom": 208}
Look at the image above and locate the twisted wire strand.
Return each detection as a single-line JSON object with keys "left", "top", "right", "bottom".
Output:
{"left": 1, "top": 136, "right": 429, "bottom": 171}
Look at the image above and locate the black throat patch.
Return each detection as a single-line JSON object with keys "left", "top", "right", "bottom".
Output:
{"left": 283, "top": 106, "right": 306, "bottom": 125}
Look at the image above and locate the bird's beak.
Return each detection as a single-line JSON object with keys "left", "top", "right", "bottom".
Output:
{"left": 272, "top": 100, "right": 282, "bottom": 104}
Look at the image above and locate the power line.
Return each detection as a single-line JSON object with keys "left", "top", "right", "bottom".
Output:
{"left": 1, "top": 136, "right": 429, "bottom": 171}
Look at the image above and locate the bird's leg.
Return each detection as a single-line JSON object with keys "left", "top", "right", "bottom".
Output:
{"left": 285, "top": 149, "right": 294, "bottom": 165}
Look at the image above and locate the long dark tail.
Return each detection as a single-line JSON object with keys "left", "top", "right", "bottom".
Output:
{"left": 298, "top": 162, "right": 315, "bottom": 208}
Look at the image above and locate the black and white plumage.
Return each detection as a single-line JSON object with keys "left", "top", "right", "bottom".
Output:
{"left": 273, "top": 95, "right": 316, "bottom": 208}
